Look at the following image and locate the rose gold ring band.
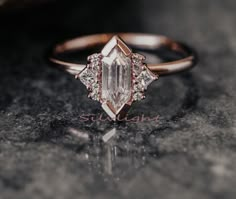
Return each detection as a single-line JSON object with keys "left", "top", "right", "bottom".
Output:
{"left": 50, "top": 33, "right": 197, "bottom": 76}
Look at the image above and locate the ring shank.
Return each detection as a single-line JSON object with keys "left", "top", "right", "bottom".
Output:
{"left": 50, "top": 33, "right": 196, "bottom": 76}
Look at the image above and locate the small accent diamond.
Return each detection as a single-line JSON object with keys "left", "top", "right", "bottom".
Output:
{"left": 133, "top": 63, "right": 143, "bottom": 77}
{"left": 133, "top": 83, "right": 144, "bottom": 92}
{"left": 88, "top": 61, "right": 101, "bottom": 71}
{"left": 132, "top": 53, "right": 145, "bottom": 61}
{"left": 133, "top": 92, "right": 144, "bottom": 101}
{"left": 87, "top": 53, "right": 102, "bottom": 62}
{"left": 89, "top": 85, "right": 100, "bottom": 101}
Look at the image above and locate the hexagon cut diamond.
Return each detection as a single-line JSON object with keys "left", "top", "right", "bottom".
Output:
{"left": 101, "top": 38, "right": 132, "bottom": 116}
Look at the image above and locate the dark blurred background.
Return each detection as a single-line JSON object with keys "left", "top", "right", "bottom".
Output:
{"left": 0, "top": 1, "right": 236, "bottom": 199}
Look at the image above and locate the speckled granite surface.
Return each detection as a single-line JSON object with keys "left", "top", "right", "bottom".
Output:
{"left": 0, "top": 0, "right": 236, "bottom": 199}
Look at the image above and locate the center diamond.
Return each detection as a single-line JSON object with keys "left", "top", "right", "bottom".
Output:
{"left": 98, "top": 36, "right": 134, "bottom": 119}
{"left": 101, "top": 46, "right": 132, "bottom": 113}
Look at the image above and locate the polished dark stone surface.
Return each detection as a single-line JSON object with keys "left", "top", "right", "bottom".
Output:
{"left": 0, "top": 0, "right": 236, "bottom": 199}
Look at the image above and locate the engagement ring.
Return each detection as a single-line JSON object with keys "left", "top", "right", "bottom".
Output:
{"left": 50, "top": 33, "right": 197, "bottom": 121}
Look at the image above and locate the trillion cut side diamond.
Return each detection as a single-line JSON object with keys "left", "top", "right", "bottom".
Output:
{"left": 79, "top": 68, "right": 96, "bottom": 87}
{"left": 137, "top": 68, "right": 158, "bottom": 89}
{"left": 133, "top": 65, "right": 158, "bottom": 101}
{"left": 101, "top": 47, "right": 132, "bottom": 113}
